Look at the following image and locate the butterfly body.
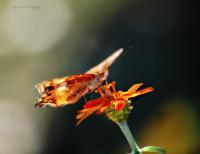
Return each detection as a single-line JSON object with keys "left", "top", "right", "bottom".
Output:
{"left": 35, "top": 48, "right": 123, "bottom": 108}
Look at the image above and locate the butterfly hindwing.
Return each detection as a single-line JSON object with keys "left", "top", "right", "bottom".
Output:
{"left": 35, "top": 74, "right": 96, "bottom": 107}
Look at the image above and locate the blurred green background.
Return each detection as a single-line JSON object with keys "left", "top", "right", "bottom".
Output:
{"left": 0, "top": 0, "right": 199, "bottom": 154}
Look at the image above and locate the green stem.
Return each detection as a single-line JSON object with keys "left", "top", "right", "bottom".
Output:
{"left": 117, "top": 121, "right": 140, "bottom": 154}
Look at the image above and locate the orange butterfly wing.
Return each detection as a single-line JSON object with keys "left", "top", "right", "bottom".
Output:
{"left": 35, "top": 74, "right": 96, "bottom": 108}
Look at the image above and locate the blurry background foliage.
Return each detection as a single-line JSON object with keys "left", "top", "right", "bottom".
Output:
{"left": 0, "top": 0, "right": 199, "bottom": 154}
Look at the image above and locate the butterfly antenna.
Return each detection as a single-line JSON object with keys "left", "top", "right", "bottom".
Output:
{"left": 103, "top": 46, "right": 133, "bottom": 71}
{"left": 112, "top": 46, "right": 133, "bottom": 66}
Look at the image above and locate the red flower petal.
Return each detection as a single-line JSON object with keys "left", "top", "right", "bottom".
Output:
{"left": 114, "top": 99, "right": 126, "bottom": 111}
{"left": 96, "top": 101, "right": 111, "bottom": 114}
{"left": 83, "top": 99, "right": 102, "bottom": 109}
{"left": 127, "top": 83, "right": 143, "bottom": 93}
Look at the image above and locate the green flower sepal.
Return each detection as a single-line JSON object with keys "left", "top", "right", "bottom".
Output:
{"left": 105, "top": 100, "right": 133, "bottom": 123}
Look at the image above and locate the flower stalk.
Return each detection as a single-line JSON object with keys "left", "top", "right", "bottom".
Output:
{"left": 117, "top": 121, "right": 166, "bottom": 154}
{"left": 118, "top": 121, "right": 140, "bottom": 154}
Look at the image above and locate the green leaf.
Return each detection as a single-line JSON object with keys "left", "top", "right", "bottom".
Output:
{"left": 141, "top": 146, "right": 166, "bottom": 154}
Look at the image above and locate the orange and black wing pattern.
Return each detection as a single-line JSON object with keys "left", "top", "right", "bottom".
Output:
{"left": 35, "top": 74, "right": 96, "bottom": 108}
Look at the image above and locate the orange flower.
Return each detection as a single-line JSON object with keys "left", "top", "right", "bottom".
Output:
{"left": 76, "top": 81, "right": 154, "bottom": 126}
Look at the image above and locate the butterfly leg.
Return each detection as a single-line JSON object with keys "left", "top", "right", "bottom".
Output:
{"left": 84, "top": 95, "right": 87, "bottom": 103}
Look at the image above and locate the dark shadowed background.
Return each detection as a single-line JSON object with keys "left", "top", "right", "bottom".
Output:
{"left": 0, "top": 0, "right": 199, "bottom": 154}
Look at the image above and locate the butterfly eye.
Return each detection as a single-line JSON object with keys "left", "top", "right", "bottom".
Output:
{"left": 99, "top": 72, "right": 105, "bottom": 78}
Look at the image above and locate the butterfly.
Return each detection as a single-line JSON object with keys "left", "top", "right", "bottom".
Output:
{"left": 35, "top": 48, "right": 124, "bottom": 108}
